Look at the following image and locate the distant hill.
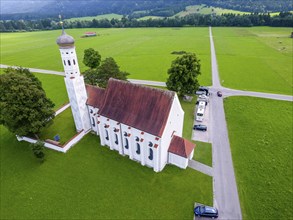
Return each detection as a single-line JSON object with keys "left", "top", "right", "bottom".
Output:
{"left": 1, "top": 0, "right": 292, "bottom": 20}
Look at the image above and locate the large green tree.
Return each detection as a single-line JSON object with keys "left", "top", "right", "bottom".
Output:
{"left": 0, "top": 67, "right": 55, "bottom": 136}
{"left": 97, "top": 57, "right": 129, "bottom": 88}
{"left": 83, "top": 48, "right": 101, "bottom": 69}
{"left": 166, "top": 53, "right": 201, "bottom": 96}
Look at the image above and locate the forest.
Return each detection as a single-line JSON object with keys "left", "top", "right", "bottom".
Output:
{"left": 0, "top": 12, "right": 292, "bottom": 32}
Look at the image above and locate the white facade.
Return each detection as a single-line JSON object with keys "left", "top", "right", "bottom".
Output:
{"left": 58, "top": 45, "right": 91, "bottom": 132}
{"left": 168, "top": 149, "right": 194, "bottom": 169}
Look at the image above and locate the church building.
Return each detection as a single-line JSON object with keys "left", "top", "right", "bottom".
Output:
{"left": 56, "top": 30, "right": 195, "bottom": 172}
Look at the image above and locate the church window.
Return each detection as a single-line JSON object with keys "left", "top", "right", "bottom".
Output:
{"left": 68, "top": 60, "right": 71, "bottom": 66}
{"left": 63, "top": 60, "right": 66, "bottom": 66}
{"left": 124, "top": 138, "right": 129, "bottom": 149}
{"left": 71, "top": 52, "right": 73, "bottom": 54}
{"left": 148, "top": 142, "right": 153, "bottom": 147}
{"left": 136, "top": 143, "right": 140, "bottom": 155}
{"left": 124, "top": 132, "right": 128, "bottom": 137}
{"left": 105, "top": 129, "right": 109, "bottom": 140}
{"left": 90, "top": 109, "right": 93, "bottom": 114}
{"left": 92, "top": 117, "right": 95, "bottom": 127}
{"left": 115, "top": 134, "right": 118, "bottom": 145}
{"left": 148, "top": 148, "right": 153, "bottom": 160}
{"left": 73, "top": 59, "right": 76, "bottom": 65}
{"left": 66, "top": 52, "right": 69, "bottom": 54}
{"left": 135, "top": 136, "right": 139, "bottom": 142}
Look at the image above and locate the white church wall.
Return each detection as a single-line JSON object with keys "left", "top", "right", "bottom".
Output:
{"left": 87, "top": 105, "right": 99, "bottom": 134}
{"left": 168, "top": 153, "right": 188, "bottom": 169}
{"left": 120, "top": 124, "right": 158, "bottom": 171}
{"left": 159, "top": 94, "right": 184, "bottom": 171}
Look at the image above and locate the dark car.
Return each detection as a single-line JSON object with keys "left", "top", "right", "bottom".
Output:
{"left": 198, "top": 86, "right": 209, "bottom": 96}
{"left": 217, "top": 91, "right": 222, "bottom": 97}
{"left": 194, "top": 205, "right": 218, "bottom": 218}
{"left": 193, "top": 124, "right": 207, "bottom": 131}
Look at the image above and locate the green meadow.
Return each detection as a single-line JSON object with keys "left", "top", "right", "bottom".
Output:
{"left": 224, "top": 97, "right": 293, "bottom": 219}
{"left": 213, "top": 27, "right": 293, "bottom": 95}
{"left": 65, "top": 13, "right": 123, "bottom": 22}
{"left": 174, "top": 4, "right": 248, "bottom": 17}
{"left": 0, "top": 28, "right": 212, "bottom": 85}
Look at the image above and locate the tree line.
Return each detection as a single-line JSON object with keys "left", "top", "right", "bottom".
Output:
{"left": 1, "top": 12, "right": 292, "bottom": 32}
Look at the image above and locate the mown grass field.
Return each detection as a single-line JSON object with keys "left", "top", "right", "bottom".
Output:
{"left": 0, "top": 126, "right": 213, "bottom": 219}
{"left": 65, "top": 13, "right": 123, "bottom": 22}
{"left": 193, "top": 141, "right": 212, "bottom": 167}
{"left": 224, "top": 96, "right": 293, "bottom": 219}
{"left": 0, "top": 28, "right": 212, "bottom": 85}
{"left": 213, "top": 27, "right": 293, "bottom": 95}
{"left": 174, "top": 4, "right": 248, "bottom": 17}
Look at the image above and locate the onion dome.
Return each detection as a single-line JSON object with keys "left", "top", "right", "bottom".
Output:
{"left": 56, "top": 29, "right": 75, "bottom": 48}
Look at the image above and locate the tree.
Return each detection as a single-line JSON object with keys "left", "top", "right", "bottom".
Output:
{"left": 0, "top": 67, "right": 55, "bottom": 136}
{"left": 166, "top": 53, "right": 201, "bottom": 96}
{"left": 83, "top": 48, "right": 101, "bottom": 69}
{"left": 83, "top": 68, "right": 100, "bottom": 86}
{"left": 97, "top": 57, "right": 129, "bottom": 88}
{"left": 31, "top": 140, "right": 45, "bottom": 162}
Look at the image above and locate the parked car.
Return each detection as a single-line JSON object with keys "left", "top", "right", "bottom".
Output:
{"left": 217, "top": 91, "right": 222, "bottom": 97}
{"left": 194, "top": 205, "right": 218, "bottom": 218}
{"left": 198, "top": 86, "right": 209, "bottom": 95}
{"left": 193, "top": 124, "right": 207, "bottom": 131}
{"left": 195, "top": 91, "right": 206, "bottom": 96}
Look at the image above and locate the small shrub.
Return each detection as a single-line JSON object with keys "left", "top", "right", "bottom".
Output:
{"left": 31, "top": 141, "right": 45, "bottom": 162}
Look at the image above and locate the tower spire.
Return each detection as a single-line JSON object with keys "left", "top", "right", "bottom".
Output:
{"left": 59, "top": 14, "right": 65, "bottom": 34}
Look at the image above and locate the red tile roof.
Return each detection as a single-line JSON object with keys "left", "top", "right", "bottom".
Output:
{"left": 168, "top": 135, "right": 196, "bottom": 158}
{"left": 86, "top": 85, "right": 105, "bottom": 108}
{"left": 98, "top": 78, "right": 175, "bottom": 137}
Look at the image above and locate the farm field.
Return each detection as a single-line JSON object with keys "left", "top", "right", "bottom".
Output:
{"left": 213, "top": 27, "right": 293, "bottom": 95}
{"left": 224, "top": 96, "right": 293, "bottom": 219}
{"left": 0, "top": 28, "right": 211, "bottom": 85}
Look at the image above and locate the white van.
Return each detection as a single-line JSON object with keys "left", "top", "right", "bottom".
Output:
{"left": 196, "top": 105, "right": 205, "bottom": 122}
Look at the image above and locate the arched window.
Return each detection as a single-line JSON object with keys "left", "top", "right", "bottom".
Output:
{"left": 63, "top": 60, "right": 66, "bottom": 66}
{"left": 148, "top": 142, "right": 153, "bottom": 147}
{"left": 124, "top": 138, "right": 129, "bottom": 149}
{"left": 73, "top": 59, "right": 76, "bottom": 65}
{"left": 105, "top": 129, "right": 109, "bottom": 140}
{"left": 92, "top": 117, "right": 95, "bottom": 127}
{"left": 136, "top": 143, "right": 140, "bottom": 155}
{"left": 135, "top": 136, "right": 139, "bottom": 142}
{"left": 115, "top": 134, "right": 118, "bottom": 145}
{"left": 68, "top": 60, "right": 71, "bottom": 66}
{"left": 148, "top": 148, "right": 153, "bottom": 160}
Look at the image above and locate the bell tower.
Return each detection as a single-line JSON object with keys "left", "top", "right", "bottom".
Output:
{"left": 56, "top": 28, "right": 91, "bottom": 132}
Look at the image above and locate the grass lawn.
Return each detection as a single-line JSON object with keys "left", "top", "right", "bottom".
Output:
{"left": 33, "top": 73, "right": 68, "bottom": 110}
{"left": 193, "top": 141, "right": 212, "bottom": 167}
{"left": 0, "top": 126, "right": 213, "bottom": 219}
{"left": 180, "top": 95, "right": 196, "bottom": 140}
{"left": 224, "top": 96, "right": 293, "bottom": 219}
{"left": 213, "top": 27, "right": 293, "bottom": 95}
{"left": 0, "top": 27, "right": 211, "bottom": 85}
{"left": 39, "top": 108, "right": 76, "bottom": 145}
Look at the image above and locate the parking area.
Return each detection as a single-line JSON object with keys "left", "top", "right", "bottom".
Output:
{"left": 192, "top": 95, "right": 212, "bottom": 143}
